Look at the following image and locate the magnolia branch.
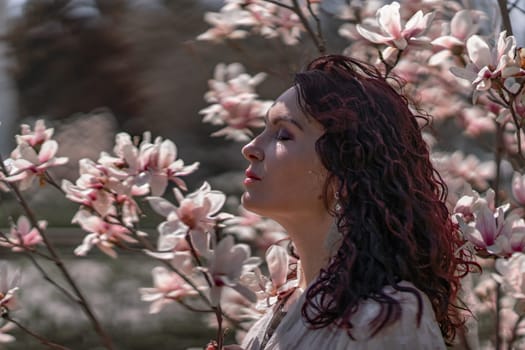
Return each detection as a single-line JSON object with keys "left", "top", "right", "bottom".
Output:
{"left": 291, "top": 0, "right": 326, "bottom": 54}
{"left": 0, "top": 230, "right": 78, "bottom": 303}
{"left": 0, "top": 155, "right": 114, "bottom": 350}
{"left": 113, "top": 217, "right": 247, "bottom": 333}
{"left": 262, "top": 0, "right": 326, "bottom": 54}
{"left": 184, "top": 230, "right": 224, "bottom": 349}
{"left": 2, "top": 313, "right": 71, "bottom": 350}
{"left": 498, "top": 0, "right": 514, "bottom": 35}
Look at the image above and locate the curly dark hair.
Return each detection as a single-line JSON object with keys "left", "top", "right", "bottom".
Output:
{"left": 294, "top": 55, "right": 473, "bottom": 343}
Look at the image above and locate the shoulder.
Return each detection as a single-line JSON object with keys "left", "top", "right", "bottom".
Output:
{"left": 349, "top": 281, "right": 446, "bottom": 349}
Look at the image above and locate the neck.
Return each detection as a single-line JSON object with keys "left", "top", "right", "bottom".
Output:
{"left": 275, "top": 211, "right": 335, "bottom": 289}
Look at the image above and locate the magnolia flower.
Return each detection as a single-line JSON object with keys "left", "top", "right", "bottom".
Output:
{"left": 356, "top": 1, "right": 434, "bottom": 50}
{"left": 454, "top": 188, "right": 525, "bottom": 256}
{"left": 147, "top": 182, "right": 231, "bottom": 254}
{"left": 204, "top": 235, "right": 261, "bottom": 306}
{"left": 224, "top": 208, "right": 288, "bottom": 252}
{"left": 15, "top": 119, "right": 53, "bottom": 147}
{"left": 5, "top": 141, "right": 68, "bottom": 190}
{"left": 72, "top": 210, "right": 137, "bottom": 258}
{"left": 432, "top": 151, "right": 495, "bottom": 191}
{"left": 0, "top": 216, "right": 44, "bottom": 252}
{"left": 494, "top": 254, "right": 525, "bottom": 299}
{"left": 202, "top": 96, "right": 269, "bottom": 142}
{"left": 62, "top": 159, "right": 117, "bottom": 217}
{"left": 450, "top": 31, "right": 521, "bottom": 96}
{"left": 139, "top": 266, "right": 198, "bottom": 313}
{"left": 0, "top": 322, "right": 15, "bottom": 343}
{"left": 137, "top": 138, "right": 199, "bottom": 196}
{"left": 431, "top": 10, "right": 479, "bottom": 52}
{"left": 245, "top": 2, "right": 304, "bottom": 45}
{"left": 205, "top": 63, "right": 267, "bottom": 103}
{"left": 0, "top": 264, "right": 20, "bottom": 312}
{"left": 197, "top": 7, "right": 255, "bottom": 42}
{"left": 201, "top": 62, "right": 269, "bottom": 141}
{"left": 257, "top": 245, "right": 300, "bottom": 309}
{"left": 99, "top": 133, "right": 199, "bottom": 196}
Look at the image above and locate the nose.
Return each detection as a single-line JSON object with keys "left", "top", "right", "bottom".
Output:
{"left": 242, "top": 139, "right": 264, "bottom": 162}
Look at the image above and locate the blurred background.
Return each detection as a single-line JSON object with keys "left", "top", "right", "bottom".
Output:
{"left": 0, "top": 0, "right": 524, "bottom": 349}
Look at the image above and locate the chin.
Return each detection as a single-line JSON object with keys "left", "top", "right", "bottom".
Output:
{"left": 241, "top": 192, "right": 266, "bottom": 216}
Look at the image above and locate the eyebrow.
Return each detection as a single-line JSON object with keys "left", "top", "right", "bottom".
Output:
{"left": 264, "top": 114, "right": 304, "bottom": 131}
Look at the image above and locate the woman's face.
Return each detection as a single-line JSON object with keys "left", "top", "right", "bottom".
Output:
{"left": 241, "top": 87, "right": 328, "bottom": 221}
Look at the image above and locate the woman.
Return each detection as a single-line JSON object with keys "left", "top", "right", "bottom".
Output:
{"left": 238, "top": 55, "right": 472, "bottom": 349}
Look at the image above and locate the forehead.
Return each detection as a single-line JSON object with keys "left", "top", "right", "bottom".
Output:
{"left": 269, "top": 87, "right": 305, "bottom": 120}
{"left": 268, "top": 87, "right": 325, "bottom": 135}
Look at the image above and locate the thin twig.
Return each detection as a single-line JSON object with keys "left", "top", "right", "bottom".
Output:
{"left": 115, "top": 217, "right": 248, "bottom": 332}
{"left": 497, "top": 0, "right": 514, "bottom": 35}
{"left": 0, "top": 155, "right": 114, "bottom": 350}
{"left": 496, "top": 284, "right": 502, "bottom": 350}
{"left": 306, "top": 0, "right": 326, "bottom": 54}
{"left": 290, "top": 0, "right": 326, "bottom": 54}
{"left": 22, "top": 252, "right": 78, "bottom": 304}
{"left": 2, "top": 315, "right": 72, "bottom": 350}
{"left": 177, "top": 300, "right": 214, "bottom": 313}
{"left": 184, "top": 231, "right": 224, "bottom": 349}
{"left": 43, "top": 172, "right": 65, "bottom": 194}
{"left": 494, "top": 122, "right": 505, "bottom": 207}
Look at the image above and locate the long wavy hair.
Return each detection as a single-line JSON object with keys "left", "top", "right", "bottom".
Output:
{"left": 294, "top": 54, "right": 473, "bottom": 343}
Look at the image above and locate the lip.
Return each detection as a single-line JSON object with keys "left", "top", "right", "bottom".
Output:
{"left": 244, "top": 170, "right": 261, "bottom": 185}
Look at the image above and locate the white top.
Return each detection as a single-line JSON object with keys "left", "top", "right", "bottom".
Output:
{"left": 241, "top": 282, "right": 447, "bottom": 350}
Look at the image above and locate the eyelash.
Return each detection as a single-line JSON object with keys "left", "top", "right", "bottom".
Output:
{"left": 275, "top": 128, "right": 293, "bottom": 141}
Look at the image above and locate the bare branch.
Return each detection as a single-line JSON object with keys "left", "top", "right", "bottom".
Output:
{"left": 497, "top": 0, "right": 514, "bottom": 35}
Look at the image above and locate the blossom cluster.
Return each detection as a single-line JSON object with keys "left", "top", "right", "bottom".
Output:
{"left": 63, "top": 131, "right": 199, "bottom": 258}
{"left": 0, "top": 120, "right": 68, "bottom": 191}
{"left": 197, "top": 0, "right": 305, "bottom": 45}
{"left": 199, "top": 62, "right": 272, "bottom": 141}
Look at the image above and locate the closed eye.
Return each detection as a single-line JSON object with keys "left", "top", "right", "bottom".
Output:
{"left": 276, "top": 128, "right": 293, "bottom": 141}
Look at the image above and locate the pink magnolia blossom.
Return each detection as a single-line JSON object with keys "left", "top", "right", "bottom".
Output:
{"left": 204, "top": 235, "right": 260, "bottom": 306}
{"left": 432, "top": 151, "right": 495, "bottom": 191}
{"left": 255, "top": 245, "right": 300, "bottom": 309}
{"left": 72, "top": 210, "right": 137, "bottom": 258}
{"left": 137, "top": 137, "right": 199, "bottom": 195}
{"left": 454, "top": 188, "right": 525, "bottom": 256}
{"left": 0, "top": 216, "right": 44, "bottom": 252}
{"left": 450, "top": 31, "right": 522, "bottom": 96}
{"left": 224, "top": 206, "right": 288, "bottom": 252}
{"left": 431, "top": 10, "right": 479, "bottom": 52}
{"left": 0, "top": 264, "right": 20, "bottom": 312}
{"left": 197, "top": 7, "right": 255, "bottom": 42}
{"left": 5, "top": 140, "right": 68, "bottom": 190}
{"left": 200, "top": 63, "right": 270, "bottom": 141}
{"left": 205, "top": 62, "right": 267, "bottom": 103}
{"left": 15, "top": 119, "right": 53, "bottom": 147}
{"left": 62, "top": 159, "right": 118, "bottom": 217}
{"left": 244, "top": 2, "right": 304, "bottom": 45}
{"left": 99, "top": 133, "right": 199, "bottom": 196}
{"left": 0, "top": 322, "right": 15, "bottom": 343}
{"left": 202, "top": 96, "right": 270, "bottom": 142}
{"left": 494, "top": 254, "right": 525, "bottom": 299}
{"left": 147, "top": 182, "right": 231, "bottom": 254}
{"left": 0, "top": 171, "right": 10, "bottom": 192}
{"left": 356, "top": 1, "right": 434, "bottom": 51}
{"left": 139, "top": 266, "right": 198, "bottom": 313}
